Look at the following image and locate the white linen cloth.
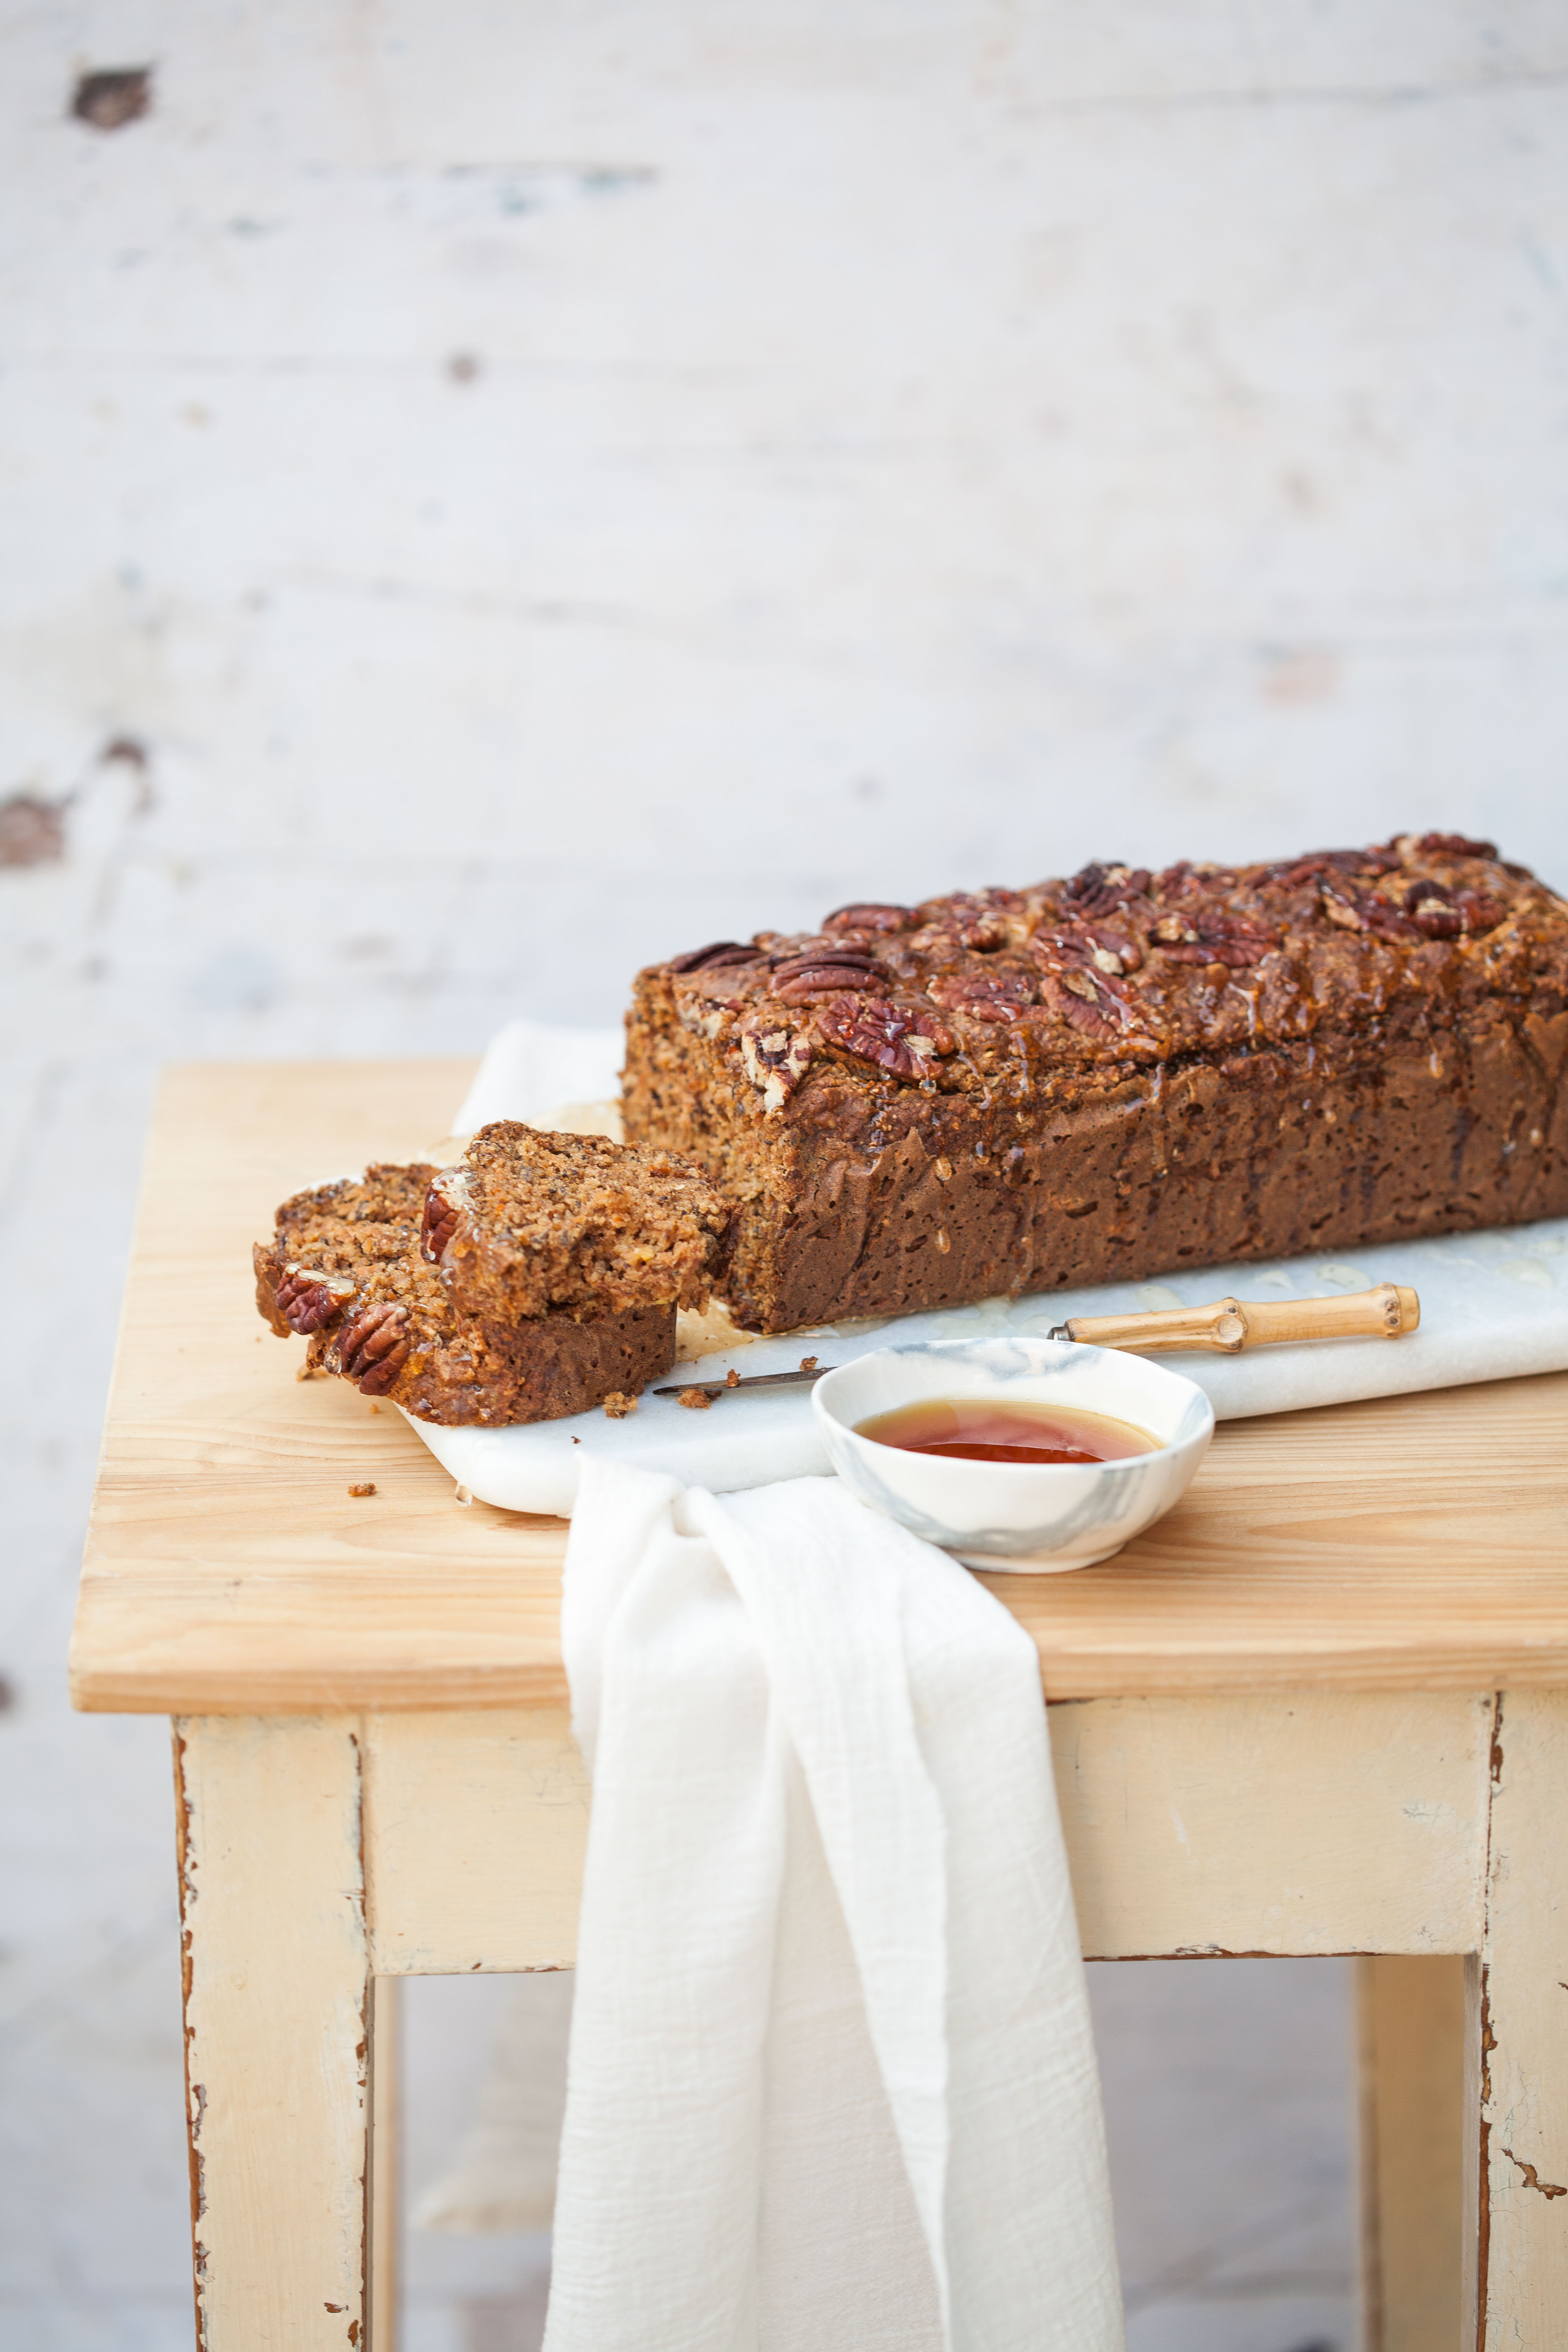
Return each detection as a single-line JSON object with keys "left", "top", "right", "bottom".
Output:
{"left": 452, "top": 1016, "right": 623, "bottom": 1134}
{"left": 542, "top": 1458, "right": 1123, "bottom": 2352}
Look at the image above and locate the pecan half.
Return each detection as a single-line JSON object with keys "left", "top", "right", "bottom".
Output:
{"left": 1032, "top": 918, "right": 1143, "bottom": 977}
{"left": 1457, "top": 887, "right": 1505, "bottom": 933}
{"left": 814, "top": 995, "right": 955, "bottom": 1078}
{"left": 926, "top": 965, "right": 1035, "bottom": 1023}
{"left": 1030, "top": 921, "right": 1153, "bottom": 1041}
{"left": 275, "top": 1266, "right": 356, "bottom": 1335}
{"left": 822, "top": 902, "right": 913, "bottom": 936}
{"left": 1359, "top": 891, "right": 1424, "bottom": 941}
{"left": 932, "top": 895, "right": 1016, "bottom": 952}
{"left": 677, "top": 957, "right": 774, "bottom": 1012}
{"left": 1152, "top": 914, "right": 1276, "bottom": 968}
{"left": 772, "top": 947, "right": 878, "bottom": 980}
{"left": 665, "top": 939, "right": 759, "bottom": 974}
{"left": 1403, "top": 880, "right": 1463, "bottom": 940}
{"left": 1268, "top": 846, "right": 1400, "bottom": 889}
{"left": 1065, "top": 862, "right": 1152, "bottom": 918}
{"left": 333, "top": 1301, "right": 412, "bottom": 1395}
{"left": 1085, "top": 919, "right": 1143, "bottom": 973}
{"left": 1319, "top": 880, "right": 1419, "bottom": 941}
{"left": 1416, "top": 831, "right": 1497, "bottom": 862}
{"left": 739, "top": 1017, "right": 814, "bottom": 1111}
{"left": 1039, "top": 970, "right": 1135, "bottom": 1042}
{"left": 771, "top": 949, "right": 882, "bottom": 1002}
{"left": 421, "top": 1176, "right": 461, "bottom": 1262}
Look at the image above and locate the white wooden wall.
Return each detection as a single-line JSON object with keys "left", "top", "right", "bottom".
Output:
{"left": 2, "top": 4, "right": 1565, "bottom": 2341}
{"left": 4, "top": 0, "right": 1568, "bottom": 1065}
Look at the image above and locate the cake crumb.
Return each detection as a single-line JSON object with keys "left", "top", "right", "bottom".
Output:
{"left": 725, "top": 1367, "right": 740, "bottom": 1387}
{"left": 603, "top": 1391, "right": 638, "bottom": 1418}
{"left": 348, "top": 1482, "right": 377, "bottom": 1498}
{"left": 799, "top": 1355, "right": 819, "bottom": 1372}
{"left": 678, "top": 1387, "right": 714, "bottom": 1410}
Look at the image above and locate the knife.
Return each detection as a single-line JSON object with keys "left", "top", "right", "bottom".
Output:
{"left": 1044, "top": 1282, "right": 1420, "bottom": 1354}
{"left": 655, "top": 1357, "right": 830, "bottom": 1403}
{"left": 654, "top": 1282, "right": 1421, "bottom": 1401}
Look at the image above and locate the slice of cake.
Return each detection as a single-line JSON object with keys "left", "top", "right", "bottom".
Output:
{"left": 421, "top": 1121, "right": 732, "bottom": 1322}
{"left": 253, "top": 1130, "right": 727, "bottom": 1425}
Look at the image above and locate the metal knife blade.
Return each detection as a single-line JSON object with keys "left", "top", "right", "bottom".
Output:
{"left": 653, "top": 1360, "right": 831, "bottom": 1400}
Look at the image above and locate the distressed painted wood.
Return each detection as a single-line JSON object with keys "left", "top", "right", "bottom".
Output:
{"left": 76, "top": 1063, "right": 1568, "bottom": 2336}
{"left": 174, "top": 1715, "right": 370, "bottom": 2351}
{"left": 1462, "top": 1954, "right": 1485, "bottom": 2347}
{"left": 364, "top": 1710, "right": 586, "bottom": 1975}
{"left": 354, "top": 1694, "right": 1490, "bottom": 1973}
{"left": 72, "top": 1062, "right": 1568, "bottom": 1712}
{"left": 1478, "top": 1691, "right": 1568, "bottom": 2344}
{"left": 169, "top": 1691, "right": 1556, "bottom": 2344}
{"left": 367, "top": 1975, "right": 400, "bottom": 2352}
{"left": 1055, "top": 1693, "right": 1491, "bottom": 1960}
{"left": 1357, "top": 1955, "right": 1467, "bottom": 2350}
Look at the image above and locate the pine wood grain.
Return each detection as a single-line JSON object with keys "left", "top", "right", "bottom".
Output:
{"left": 72, "top": 1060, "right": 1568, "bottom": 1714}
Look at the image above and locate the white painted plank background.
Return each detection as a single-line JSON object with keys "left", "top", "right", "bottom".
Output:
{"left": 2, "top": 1, "right": 1565, "bottom": 2342}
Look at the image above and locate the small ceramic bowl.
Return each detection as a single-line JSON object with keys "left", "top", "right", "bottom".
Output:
{"left": 811, "top": 1336, "right": 1214, "bottom": 1571}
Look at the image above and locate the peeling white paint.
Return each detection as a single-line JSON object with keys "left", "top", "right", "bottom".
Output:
{"left": 7, "top": 1, "right": 1566, "bottom": 2338}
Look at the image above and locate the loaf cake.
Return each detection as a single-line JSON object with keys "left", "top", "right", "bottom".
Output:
{"left": 622, "top": 833, "right": 1568, "bottom": 1333}
{"left": 255, "top": 1127, "right": 730, "bottom": 1425}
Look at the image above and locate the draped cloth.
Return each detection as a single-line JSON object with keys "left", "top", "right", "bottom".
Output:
{"left": 541, "top": 1460, "right": 1123, "bottom": 2352}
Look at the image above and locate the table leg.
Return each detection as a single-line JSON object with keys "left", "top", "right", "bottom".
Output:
{"left": 1357, "top": 1955, "right": 1467, "bottom": 2349}
{"left": 174, "top": 1715, "right": 372, "bottom": 2351}
{"left": 368, "top": 1975, "right": 402, "bottom": 2352}
{"left": 1479, "top": 1690, "right": 1568, "bottom": 2342}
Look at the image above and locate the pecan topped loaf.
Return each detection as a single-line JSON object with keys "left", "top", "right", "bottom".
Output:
{"left": 622, "top": 833, "right": 1568, "bottom": 1333}
{"left": 253, "top": 1128, "right": 726, "bottom": 1424}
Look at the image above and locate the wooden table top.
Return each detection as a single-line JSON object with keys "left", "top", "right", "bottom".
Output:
{"left": 71, "top": 1060, "right": 1568, "bottom": 1714}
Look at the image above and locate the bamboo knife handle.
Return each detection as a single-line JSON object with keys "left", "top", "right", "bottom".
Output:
{"left": 1058, "top": 1283, "right": 1420, "bottom": 1355}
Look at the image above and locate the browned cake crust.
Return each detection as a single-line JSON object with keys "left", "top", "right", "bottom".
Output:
{"left": 254, "top": 1162, "right": 674, "bottom": 1425}
{"left": 422, "top": 1121, "right": 732, "bottom": 1323}
{"left": 622, "top": 833, "right": 1568, "bottom": 1333}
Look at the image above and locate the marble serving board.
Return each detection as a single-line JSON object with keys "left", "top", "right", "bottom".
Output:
{"left": 405, "top": 1215, "right": 1568, "bottom": 1516}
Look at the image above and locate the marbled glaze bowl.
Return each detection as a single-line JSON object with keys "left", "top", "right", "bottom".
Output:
{"left": 812, "top": 1336, "right": 1214, "bottom": 1571}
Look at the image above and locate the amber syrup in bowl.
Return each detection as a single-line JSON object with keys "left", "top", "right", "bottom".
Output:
{"left": 854, "top": 1396, "right": 1161, "bottom": 1467}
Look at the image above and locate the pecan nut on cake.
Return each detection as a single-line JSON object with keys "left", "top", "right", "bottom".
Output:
{"left": 254, "top": 1128, "right": 732, "bottom": 1425}
{"left": 621, "top": 833, "right": 1568, "bottom": 1334}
